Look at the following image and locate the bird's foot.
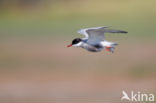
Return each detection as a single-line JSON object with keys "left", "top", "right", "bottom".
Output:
{"left": 106, "top": 46, "right": 114, "bottom": 53}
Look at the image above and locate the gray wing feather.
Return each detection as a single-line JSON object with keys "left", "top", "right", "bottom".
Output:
{"left": 104, "top": 29, "right": 128, "bottom": 33}
{"left": 78, "top": 26, "right": 127, "bottom": 44}
{"left": 86, "top": 29, "right": 105, "bottom": 44}
{"left": 77, "top": 26, "right": 110, "bottom": 39}
{"left": 85, "top": 26, "right": 110, "bottom": 44}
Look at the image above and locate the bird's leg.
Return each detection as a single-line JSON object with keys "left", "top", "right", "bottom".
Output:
{"left": 106, "top": 46, "right": 111, "bottom": 51}
{"left": 105, "top": 46, "right": 114, "bottom": 53}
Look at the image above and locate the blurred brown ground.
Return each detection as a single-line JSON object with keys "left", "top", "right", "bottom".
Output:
{"left": 0, "top": 39, "right": 156, "bottom": 103}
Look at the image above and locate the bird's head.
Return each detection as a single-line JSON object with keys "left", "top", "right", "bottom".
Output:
{"left": 67, "top": 38, "right": 82, "bottom": 47}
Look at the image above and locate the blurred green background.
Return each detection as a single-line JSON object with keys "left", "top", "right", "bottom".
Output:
{"left": 0, "top": 0, "right": 156, "bottom": 103}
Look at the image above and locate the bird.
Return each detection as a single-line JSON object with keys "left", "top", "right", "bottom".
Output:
{"left": 67, "top": 26, "right": 128, "bottom": 53}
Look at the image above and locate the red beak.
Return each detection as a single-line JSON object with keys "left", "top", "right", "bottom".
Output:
{"left": 67, "top": 44, "right": 72, "bottom": 47}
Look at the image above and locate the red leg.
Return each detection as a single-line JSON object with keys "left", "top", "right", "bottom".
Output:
{"left": 106, "top": 46, "right": 112, "bottom": 52}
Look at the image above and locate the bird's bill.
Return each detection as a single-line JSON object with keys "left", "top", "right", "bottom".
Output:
{"left": 67, "top": 44, "right": 72, "bottom": 47}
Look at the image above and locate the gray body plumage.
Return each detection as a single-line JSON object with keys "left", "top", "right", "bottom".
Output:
{"left": 80, "top": 39, "right": 103, "bottom": 52}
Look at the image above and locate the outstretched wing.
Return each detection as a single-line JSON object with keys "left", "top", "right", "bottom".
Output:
{"left": 77, "top": 26, "right": 128, "bottom": 44}
{"left": 77, "top": 26, "right": 110, "bottom": 44}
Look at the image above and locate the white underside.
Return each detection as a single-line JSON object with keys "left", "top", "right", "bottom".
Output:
{"left": 72, "top": 40, "right": 117, "bottom": 52}
{"left": 100, "top": 41, "right": 117, "bottom": 47}
{"left": 73, "top": 40, "right": 117, "bottom": 47}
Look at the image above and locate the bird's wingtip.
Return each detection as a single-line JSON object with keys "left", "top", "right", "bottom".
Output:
{"left": 121, "top": 31, "right": 128, "bottom": 33}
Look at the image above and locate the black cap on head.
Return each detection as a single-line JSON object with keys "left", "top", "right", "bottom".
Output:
{"left": 72, "top": 38, "right": 82, "bottom": 45}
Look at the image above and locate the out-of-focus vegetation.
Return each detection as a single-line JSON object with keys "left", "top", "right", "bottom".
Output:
{"left": 0, "top": 0, "right": 156, "bottom": 39}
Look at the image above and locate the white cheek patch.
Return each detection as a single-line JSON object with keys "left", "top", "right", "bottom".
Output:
{"left": 73, "top": 42, "right": 83, "bottom": 47}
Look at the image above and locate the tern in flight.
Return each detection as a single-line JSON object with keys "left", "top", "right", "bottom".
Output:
{"left": 67, "top": 26, "right": 128, "bottom": 53}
